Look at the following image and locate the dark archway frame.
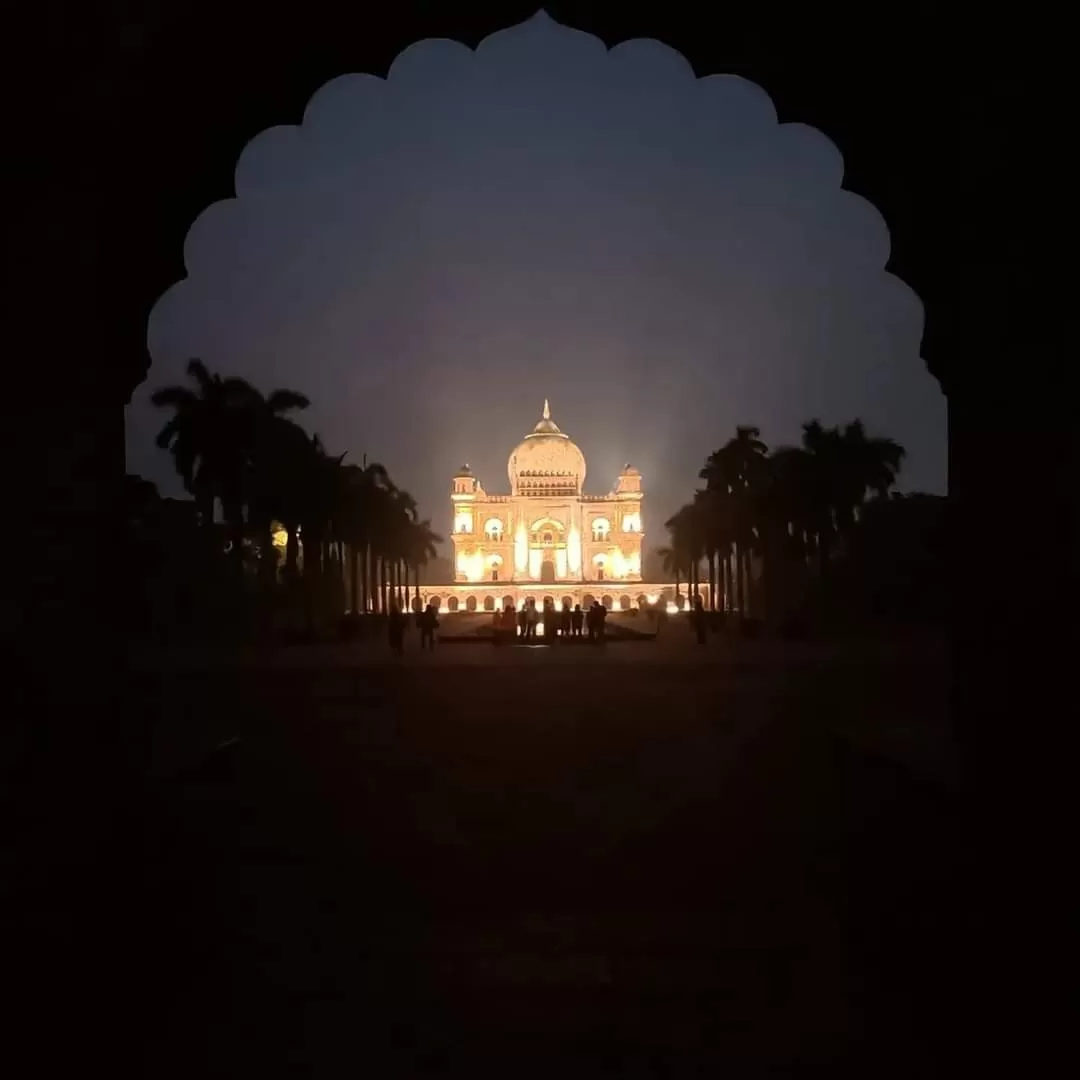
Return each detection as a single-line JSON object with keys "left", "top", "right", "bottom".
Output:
{"left": 16, "top": 4, "right": 1025, "bottom": 706}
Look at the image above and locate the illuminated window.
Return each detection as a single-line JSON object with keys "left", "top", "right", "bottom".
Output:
{"left": 592, "top": 517, "right": 611, "bottom": 541}
{"left": 484, "top": 518, "right": 503, "bottom": 540}
{"left": 543, "top": 531, "right": 553, "bottom": 544}
{"left": 621, "top": 511, "right": 641, "bottom": 533}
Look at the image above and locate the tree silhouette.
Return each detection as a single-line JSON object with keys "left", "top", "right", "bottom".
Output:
{"left": 669, "top": 418, "right": 909, "bottom": 625}
{"left": 146, "top": 361, "right": 442, "bottom": 637}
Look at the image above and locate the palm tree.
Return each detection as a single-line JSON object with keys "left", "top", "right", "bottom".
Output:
{"left": 152, "top": 359, "right": 309, "bottom": 564}
{"left": 338, "top": 458, "right": 394, "bottom": 614}
{"left": 403, "top": 517, "right": 442, "bottom": 611}
{"left": 694, "top": 487, "right": 736, "bottom": 613}
{"left": 247, "top": 415, "right": 311, "bottom": 580}
{"left": 387, "top": 487, "right": 419, "bottom": 611}
{"left": 800, "top": 419, "right": 905, "bottom": 578}
{"left": 664, "top": 502, "right": 708, "bottom": 605}
{"left": 655, "top": 545, "right": 684, "bottom": 602}
{"left": 700, "top": 426, "right": 769, "bottom": 615}
{"left": 246, "top": 401, "right": 312, "bottom": 583}
{"left": 151, "top": 359, "right": 247, "bottom": 531}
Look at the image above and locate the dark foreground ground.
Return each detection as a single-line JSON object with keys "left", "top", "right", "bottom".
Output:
{"left": 13, "top": 630, "right": 971, "bottom": 1077}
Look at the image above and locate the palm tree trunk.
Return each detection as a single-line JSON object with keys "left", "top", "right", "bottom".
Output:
{"left": 348, "top": 543, "right": 358, "bottom": 614}
{"left": 361, "top": 543, "right": 371, "bottom": 613}
{"left": 708, "top": 551, "right": 717, "bottom": 611}
{"left": 733, "top": 542, "right": 743, "bottom": 614}
{"left": 286, "top": 526, "right": 300, "bottom": 579}
{"left": 742, "top": 550, "right": 752, "bottom": 618}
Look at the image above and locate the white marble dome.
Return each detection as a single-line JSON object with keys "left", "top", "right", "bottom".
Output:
{"left": 508, "top": 400, "right": 587, "bottom": 496}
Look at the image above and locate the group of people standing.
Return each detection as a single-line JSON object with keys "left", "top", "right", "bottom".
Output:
{"left": 387, "top": 601, "right": 439, "bottom": 655}
{"left": 492, "top": 597, "right": 608, "bottom": 644}
{"left": 386, "top": 595, "right": 709, "bottom": 653}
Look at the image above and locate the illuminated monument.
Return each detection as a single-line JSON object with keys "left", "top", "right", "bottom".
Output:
{"left": 413, "top": 401, "right": 707, "bottom": 613}
{"left": 452, "top": 397, "right": 643, "bottom": 586}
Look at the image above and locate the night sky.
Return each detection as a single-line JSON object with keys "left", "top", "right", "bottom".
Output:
{"left": 127, "top": 11, "right": 946, "bottom": 553}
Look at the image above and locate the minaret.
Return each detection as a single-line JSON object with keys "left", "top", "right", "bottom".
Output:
{"left": 542, "top": 398, "right": 550, "bottom": 420}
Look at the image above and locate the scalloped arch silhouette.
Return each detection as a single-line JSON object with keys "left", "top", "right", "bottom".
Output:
{"left": 154, "top": 9, "right": 924, "bottom": 367}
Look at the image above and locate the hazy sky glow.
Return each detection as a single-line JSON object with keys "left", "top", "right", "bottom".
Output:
{"left": 129, "top": 11, "right": 946, "bottom": 548}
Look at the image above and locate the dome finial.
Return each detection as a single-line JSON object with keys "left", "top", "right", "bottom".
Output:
{"left": 542, "top": 398, "right": 550, "bottom": 420}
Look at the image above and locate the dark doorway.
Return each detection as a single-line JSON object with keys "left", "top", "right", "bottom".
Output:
{"left": 540, "top": 560, "right": 556, "bottom": 584}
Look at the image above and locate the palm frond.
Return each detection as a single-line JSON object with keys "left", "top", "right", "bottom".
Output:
{"left": 266, "top": 389, "right": 310, "bottom": 413}
{"left": 150, "top": 386, "right": 197, "bottom": 408}
{"left": 186, "top": 358, "right": 213, "bottom": 388}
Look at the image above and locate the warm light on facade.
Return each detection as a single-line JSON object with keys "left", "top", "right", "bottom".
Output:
{"left": 456, "top": 550, "right": 484, "bottom": 582}
{"left": 447, "top": 402, "right": 649, "bottom": 592}
{"left": 514, "top": 520, "right": 528, "bottom": 573}
{"left": 568, "top": 524, "right": 582, "bottom": 574}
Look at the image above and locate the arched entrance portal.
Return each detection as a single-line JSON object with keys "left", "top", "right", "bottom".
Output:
{"left": 17, "top": 4, "right": 1010, "bottom": 842}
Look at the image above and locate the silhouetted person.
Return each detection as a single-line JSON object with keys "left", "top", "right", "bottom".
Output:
{"left": 595, "top": 601, "right": 608, "bottom": 643}
{"left": 388, "top": 602, "right": 406, "bottom": 655}
{"left": 525, "top": 598, "right": 539, "bottom": 639}
{"left": 494, "top": 603, "right": 514, "bottom": 645}
{"left": 691, "top": 595, "right": 707, "bottom": 645}
{"left": 571, "top": 603, "right": 584, "bottom": 637}
{"left": 517, "top": 605, "right": 527, "bottom": 638}
{"left": 560, "top": 600, "right": 572, "bottom": 639}
{"left": 419, "top": 602, "right": 439, "bottom": 650}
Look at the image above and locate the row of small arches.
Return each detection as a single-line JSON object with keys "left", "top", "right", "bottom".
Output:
{"left": 483, "top": 517, "right": 614, "bottom": 540}
{"left": 418, "top": 593, "right": 658, "bottom": 613}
